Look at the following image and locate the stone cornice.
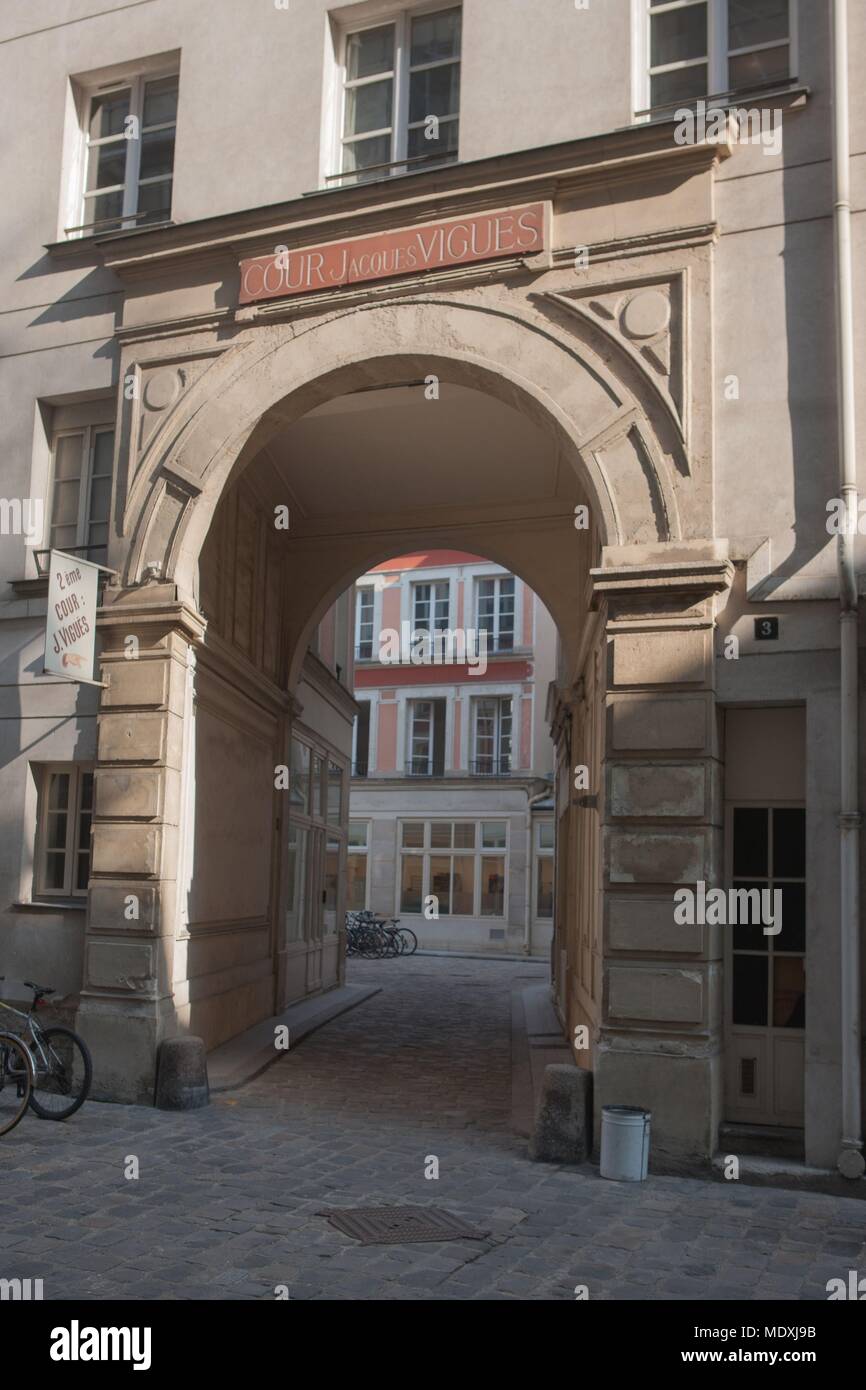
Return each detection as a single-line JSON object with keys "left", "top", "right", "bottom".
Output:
{"left": 45, "top": 119, "right": 736, "bottom": 284}
{"left": 590, "top": 557, "right": 735, "bottom": 608}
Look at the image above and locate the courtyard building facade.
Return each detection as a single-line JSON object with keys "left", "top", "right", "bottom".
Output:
{"left": 348, "top": 551, "right": 556, "bottom": 956}
{"left": 0, "top": 0, "right": 864, "bottom": 1176}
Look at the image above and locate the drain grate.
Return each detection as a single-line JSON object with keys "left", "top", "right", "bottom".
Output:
{"left": 317, "top": 1205, "right": 489, "bottom": 1246}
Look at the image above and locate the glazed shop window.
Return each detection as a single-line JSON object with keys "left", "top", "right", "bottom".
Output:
{"left": 535, "top": 819, "right": 554, "bottom": 919}
{"left": 399, "top": 819, "right": 507, "bottom": 916}
{"left": 335, "top": 6, "right": 461, "bottom": 186}
{"left": 73, "top": 70, "right": 178, "bottom": 236}
{"left": 35, "top": 765, "right": 94, "bottom": 897}
{"left": 646, "top": 0, "right": 792, "bottom": 111}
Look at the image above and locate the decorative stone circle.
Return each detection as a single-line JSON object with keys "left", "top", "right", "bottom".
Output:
{"left": 622, "top": 288, "right": 671, "bottom": 340}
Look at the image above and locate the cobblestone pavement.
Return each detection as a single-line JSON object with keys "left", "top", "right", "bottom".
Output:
{"left": 2, "top": 955, "right": 865, "bottom": 1301}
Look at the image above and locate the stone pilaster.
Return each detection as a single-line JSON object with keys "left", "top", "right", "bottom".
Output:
{"left": 590, "top": 543, "right": 733, "bottom": 1162}
{"left": 76, "top": 585, "right": 206, "bottom": 1103}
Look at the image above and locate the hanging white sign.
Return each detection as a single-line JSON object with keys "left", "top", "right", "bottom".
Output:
{"left": 44, "top": 550, "right": 102, "bottom": 683}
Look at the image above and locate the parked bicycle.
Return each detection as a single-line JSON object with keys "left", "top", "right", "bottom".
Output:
{"left": 345, "top": 911, "right": 417, "bottom": 959}
{"left": 0, "top": 979, "right": 92, "bottom": 1120}
{"left": 0, "top": 1029, "right": 34, "bottom": 1138}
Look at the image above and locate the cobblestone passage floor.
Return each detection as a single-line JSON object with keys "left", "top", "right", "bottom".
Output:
{"left": 2, "top": 956, "right": 865, "bottom": 1300}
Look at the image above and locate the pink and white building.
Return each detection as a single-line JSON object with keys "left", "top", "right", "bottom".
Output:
{"left": 348, "top": 551, "right": 556, "bottom": 956}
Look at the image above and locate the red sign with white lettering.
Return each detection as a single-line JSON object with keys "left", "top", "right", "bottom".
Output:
{"left": 238, "top": 203, "right": 545, "bottom": 305}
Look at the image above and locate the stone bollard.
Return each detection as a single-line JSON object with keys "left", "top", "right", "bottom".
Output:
{"left": 529, "top": 1063, "right": 592, "bottom": 1163}
{"left": 154, "top": 1036, "right": 210, "bottom": 1110}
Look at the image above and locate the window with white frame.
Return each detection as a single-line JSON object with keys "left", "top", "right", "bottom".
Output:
{"left": 399, "top": 819, "right": 507, "bottom": 916}
{"left": 535, "top": 819, "right": 554, "bottom": 919}
{"left": 412, "top": 580, "right": 450, "bottom": 634}
{"left": 356, "top": 586, "right": 375, "bottom": 659}
{"left": 644, "top": 0, "right": 792, "bottom": 112}
{"left": 74, "top": 69, "right": 178, "bottom": 236}
{"left": 408, "top": 697, "right": 446, "bottom": 775}
{"left": 35, "top": 764, "right": 94, "bottom": 897}
{"left": 476, "top": 575, "right": 515, "bottom": 652}
{"left": 472, "top": 697, "right": 513, "bottom": 775}
{"left": 335, "top": 5, "right": 461, "bottom": 186}
{"left": 49, "top": 424, "right": 114, "bottom": 562}
{"left": 347, "top": 820, "right": 370, "bottom": 910}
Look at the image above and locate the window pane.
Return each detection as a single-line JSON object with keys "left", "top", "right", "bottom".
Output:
{"left": 311, "top": 754, "right": 323, "bottom": 819}
{"left": 137, "top": 178, "right": 172, "bottom": 223}
{"left": 347, "top": 853, "right": 367, "bottom": 911}
{"left": 402, "top": 822, "right": 424, "bottom": 848}
{"left": 728, "top": 45, "right": 789, "bottom": 89}
{"left": 47, "top": 812, "right": 68, "bottom": 851}
{"left": 86, "top": 189, "right": 125, "bottom": 229}
{"left": 408, "top": 117, "right": 459, "bottom": 163}
{"left": 728, "top": 0, "right": 789, "bottom": 51}
{"left": 347, "top": 24, "right": 395, "bottom": 80}
{"left": 290, "top": 739, "right": 310, "bottom": 814}
{"left": 285, "top": 825, "right": 308, "bottom": 942}
{"left": 651, "top": 3, "right": 707, "bottom": 67}
{"left": 772, "top": 808, "right": 805, "bottom": 877}
{"left": 773, "top": 956, "right": 805, "bottom": 1028}
{"left": 400, "top": 854, "right": 423, "bottom": 912}
{"left": 348, "top": 820, "right": 368, "bottom": 848}
{"left": 52, "top": 480, "right": 81, "bottom": 528}
{"left": 650, "top": 63, "right": 708, "bottom": 107}
{"left": 345, "top": 78, "right": 393, "bottom": 137}
{"left": 430, "top": 821, "right": 451, "bottom": 849}
{"left": 44, "top": 853, "right": 66, "bottom": 891}
{"left": 454, "top": 822, "right": 475, "bottom": 849}
{"left": 480, "top": 857, "right": 505, "bottom": 915}
{"left": 139, "top": 127, "right": 176, "bottom": 180}
{"left": 410, "top": 7, "right": 461, "bottom": 64}
{"left": 87, "top": 141, "right": 127, "bottom": 192}
{"left": 342, "top": 134, "right": 391, "bottom": 178}
{"left": 409, "top": 63, "right": 460, "bottom": 123}
{"left": 327, "top": 761, "right": 343, "bottom": 826}
{"left": 143, "top": 74, "right": 179, "bottom": 128}
{"left": 482, "top": 821, "right": 506, "bottom": 849}
{"left": 87, "top": 476, "right": 111, "bottom": 529}
{"left": 733, "top": 807, "right": 768, "bottom": 877}
{"left": 538, "top": 821, "right": 554, "bottom": 850}
{"left": 452, "top": 856, "right": 474, "bottom": 914}
{"left": 48, "top": 772, "right": 70, "bottom": 812}
{"left": 731, "top": 882, "right": 770, "bottom": 951}
{"left": 776, "top": 882, "right": 806, "bottom": 953}
{"left": 79, "top": 771, "right": 94, "bottom": 813}
{"left": 732, "top": 954, "right": 768, "bottom": 1026}
{"left": 537, "top": 855, "right": 554, "bottom": 917}
{"left": 89, "top": 88, "right": 131, "bottom": 140}
{"left": 429, "top": 856, "right": 452, "bottom": 914}
{"left": 54, "top": 434, "right": 84, "bottom": 483}
{"left": 91, "top": 430, "right": 114, "bottom": 477}
{"left": 323, "top": 839, "right": 339, "bottom": 929}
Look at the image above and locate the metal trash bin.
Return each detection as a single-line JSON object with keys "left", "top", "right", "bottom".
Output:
{"left": 599, "top": 1105, "right": 651, "bottom": 1181}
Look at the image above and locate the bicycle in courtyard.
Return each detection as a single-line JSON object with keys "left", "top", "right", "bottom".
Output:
{"left": 345, "top": 911, "right": 417, "bottom": 958}
{"left": 0, "top": 1025, "right": 34, "bottom": 1137}
{"left": 0, "top": 978, "right": 92, "bottom": 1121}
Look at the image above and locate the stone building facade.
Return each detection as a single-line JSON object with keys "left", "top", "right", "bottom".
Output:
{"left": 0, "top": 0, "right": 864, "bottom": 1173}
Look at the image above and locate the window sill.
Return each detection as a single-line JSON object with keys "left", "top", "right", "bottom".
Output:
{"left": 635, "top": 80, "right": 809, "bottom": 126}
{"left": 11, "top": 898, "right": 87, "bottom": 914}
{"left": 9, "top": 577, "right": 49, "bottom": 599}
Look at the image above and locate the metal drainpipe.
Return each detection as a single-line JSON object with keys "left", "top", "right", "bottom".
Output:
{"left": 831, "top": 0, "right": 864, "bottom": 1179}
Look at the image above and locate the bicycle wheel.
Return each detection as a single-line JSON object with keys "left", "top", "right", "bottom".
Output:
{"left": 29, "top": 1026, "right": 92, "bottom": 1120}
{"left": 398, "top": 927, "right": 418, "bottom": 955}
{"left": 0, "top": 1033, "right": 34, "bottom": 1137}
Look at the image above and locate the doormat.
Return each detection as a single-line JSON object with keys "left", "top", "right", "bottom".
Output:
{"left": 317, "top": 1205, "right": 489, "bottom": 1245}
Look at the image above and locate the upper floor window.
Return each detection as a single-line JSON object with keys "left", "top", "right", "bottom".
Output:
{"left": 412, "top": 580, "right": 450, "bottom": 634}
{"left": 356, "top": 586, "right": 375, "bottom": 659}
{"left": 472, "top": 697, "right": 513, "bottom": 776}
{"left": 75, "top": 69, "right": 178, "bottom": 235}
{"left": 476, "top": 575, "right": 515, "bottom": 653}
{"left": 49, "top": 424, "right": 114, "bottom": 563}
{"left": 408, "top": 697, "right": 446, "bottom": 776}
{"left": 35, "top": 764, "right": 94, "bottom": 898}
{"left": 645, "top": 0, "right": 792, "bottom": 112}
{"left": 337, "top": 5, "right": 461, "bottom": 186}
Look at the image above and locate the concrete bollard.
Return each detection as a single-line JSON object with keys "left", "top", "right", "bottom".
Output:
{"left": 529, "top": 1063, "right": 592, "bottom": 1163}
{"left": 154, "top": 1036, "right": 210, "bottom": 1110}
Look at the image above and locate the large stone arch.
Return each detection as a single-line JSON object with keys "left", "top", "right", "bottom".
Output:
{"left": 120, "top": 293, "right": 690, "bottom": 599}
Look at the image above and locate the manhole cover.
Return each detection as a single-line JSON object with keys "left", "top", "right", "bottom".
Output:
{"left": 317, "top": 1205, "right": 489, "bottom": 1245}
